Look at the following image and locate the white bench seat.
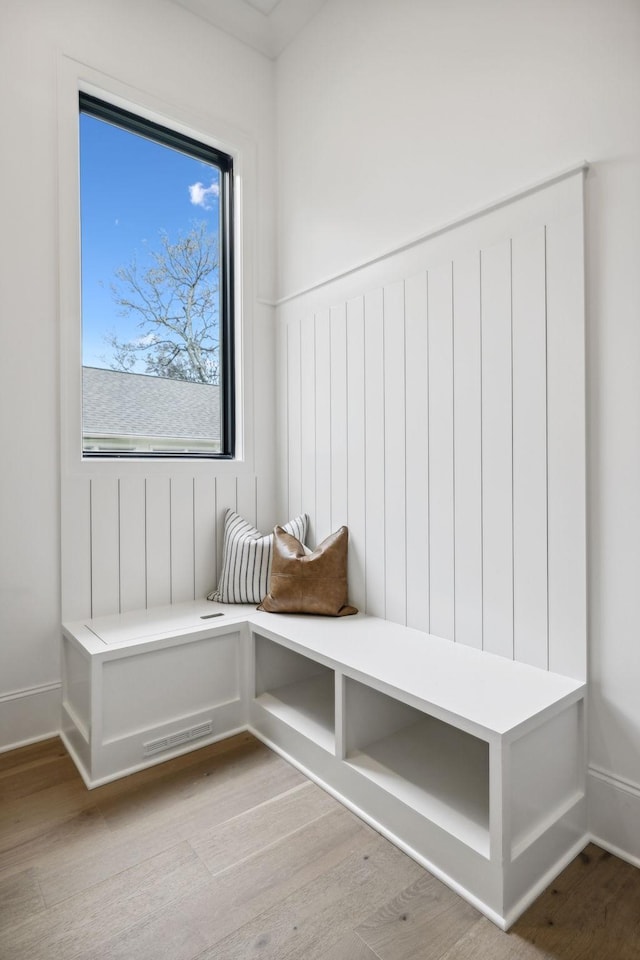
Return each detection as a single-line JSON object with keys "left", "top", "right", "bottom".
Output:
{"left": 61, "top": 600, "right": 587, "bottom": 930}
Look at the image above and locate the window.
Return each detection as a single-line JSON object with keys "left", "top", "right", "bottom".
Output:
{"left": 79, "top": 93, "right": 234, "bottom": 458}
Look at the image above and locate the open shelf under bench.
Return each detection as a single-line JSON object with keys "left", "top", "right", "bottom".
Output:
{"left": 344, "top": 684, "right": 490, "bottom": 857}
{"left": 248, "top": 611, "right": 587, "bottom": 929}
{"left": 62, "top": 601, "right": 586, "bottom": 931}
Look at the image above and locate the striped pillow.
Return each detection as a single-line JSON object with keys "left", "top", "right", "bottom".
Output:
{"left": 208, "top": 509, "right": 309, "bottom": 604}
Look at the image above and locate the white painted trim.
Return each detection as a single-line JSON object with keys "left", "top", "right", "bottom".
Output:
{"left": 589, "top": 763, "right": 640, "bottom": 800}
{"left": 590, "top": 835, "right": 640, "bottom": 871}
{"left": 58, "top": 730, "right": 94, "bottom": 789}
{"left": 274, "top": 162, "right": 589, "bottom": 307}
{"left": 253, "top": 724, "right": 593, "bottom": 930}
{"left": 0, "top": 731, "right": 61, "bottom": 756}
{"left": 0, "top": 682, "right": 62, "bottom": 754}
{"left": 587, "top": 764, "right": 640, "bottom": 869}
{"left": 0, "top": 681, "right": 61, "bottom": 703}
{"left": 60, "top": 724, "right": 248, "bottom": 790}
{"left": 510, "top": 790, "right": 586, "bottom": 861}
{"left": 56, "top": 54, "right": 258, "bottom": 479}
{"left": 502, "top": 833, "right": 590, "bottom": 929}
{"left": 248, "top": 725, "right": 510, "bottom": 930}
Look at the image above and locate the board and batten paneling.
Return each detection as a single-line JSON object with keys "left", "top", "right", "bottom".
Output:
{"left": 364, "top": 289, "right": 386, "bottom": 620}
{"left": 278, "top": 169, "right": 586, "bottom": 680}
{"left": 61, "top": 472, "right": 260, "bottom": 622}
{"left": 345, "top": 296, "right": 367, "bottom": 616}
{"left": 428, "top": 261, "right": 455, "bottom": 641}
{"left": 481, "top": 239, "right": 514, "bottom": 661}
{"left": 404, "top": 271, "right": 430, "bottom": 634}
{"left": 452, "top": 251, "right": 482, "bottom": 649}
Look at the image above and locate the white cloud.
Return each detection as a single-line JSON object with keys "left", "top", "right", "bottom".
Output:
{"left": 189, "top": 180, "right": 220, "bottom": 209}
{"left": 134, "top": 333, "right": 158, "bottom": 347}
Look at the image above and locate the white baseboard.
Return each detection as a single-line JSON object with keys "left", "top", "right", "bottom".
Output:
{"left": 1, "top": 692, "right": 639, "bottom": 880}
{"left": 588, "top": 765, "right": 640, "bottom": 869}
{"left": 0, "top": 682, "right": 61, "bottom": 753}
{"left": 249, "top": 725, "right": 510, "bottom": 929}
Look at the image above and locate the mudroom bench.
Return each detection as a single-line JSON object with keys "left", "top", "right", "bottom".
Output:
{"left": 61, "top": 599, "right": 587, "bottom": 929}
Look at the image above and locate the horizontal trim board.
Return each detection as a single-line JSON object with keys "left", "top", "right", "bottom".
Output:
{"left": 511, "top": 791, "right": 585, "bottom": 861}
{"left": 0, "top": 731, "right": 61, "bottom": 756}
{"left": 0, "top": 683, "right": 62, "bottom": 754}
{"left": 588, "top": 764, "right": 640, "bottom": 800}
{"left": 587, "top": 766, "right": 640, "bottom": 869}
{"left": 276, "top": 162, "right": 588, "bottom": 306}
{"left": 60, "top": 724, "right": 248, "bottom": 790}
{"left": 502, "top": 833, "right": 590, "bottom": 930}
{"left": 589, "top": 836, "right": 640, "bottom": 872}
{"left": 0, "top": 681, "right": 62, "bottom": 703}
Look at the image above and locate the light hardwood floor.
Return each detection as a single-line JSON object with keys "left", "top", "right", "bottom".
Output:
{"left": 1, "top": 736, "right": 638, "bottom": 959}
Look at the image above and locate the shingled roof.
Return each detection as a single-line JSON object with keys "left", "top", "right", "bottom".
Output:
{"left": 83, "top": 367, "right": 220, "bottom": 444}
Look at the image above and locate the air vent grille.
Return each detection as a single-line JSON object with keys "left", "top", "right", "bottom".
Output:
{"left": 143, "top": 720, "right": 213, "bottom": 757}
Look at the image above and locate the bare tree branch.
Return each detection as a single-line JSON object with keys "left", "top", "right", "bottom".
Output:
{"left": 104, "top": 221, "right": 221, "bottom": 384}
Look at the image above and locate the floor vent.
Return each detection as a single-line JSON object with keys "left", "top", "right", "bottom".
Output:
{"left": 143, "top": 720, "right": 213, "bottom": 757}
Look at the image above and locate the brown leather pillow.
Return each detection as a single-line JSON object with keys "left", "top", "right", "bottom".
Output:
{"left": 258, "top": 525, "right": 358, "bottom": 617}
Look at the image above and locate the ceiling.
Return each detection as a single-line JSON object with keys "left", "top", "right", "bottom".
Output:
{"left": 243, "top": 0, "right": 282, "bottom": 14}
{"left": 171, "top": 0, "right": 327, "bottom": 58}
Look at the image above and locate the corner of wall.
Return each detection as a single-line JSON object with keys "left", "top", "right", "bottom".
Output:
{"left": 588, "top": 767, "right": 640, "bottom": 869}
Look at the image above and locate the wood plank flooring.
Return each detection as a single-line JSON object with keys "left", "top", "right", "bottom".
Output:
{"left": 1, "top": 736, "right": 638, "bottom": 959}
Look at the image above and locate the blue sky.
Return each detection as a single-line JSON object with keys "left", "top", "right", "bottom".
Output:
{"left": 80, "top": 112, "right": 220, "bottom": 369}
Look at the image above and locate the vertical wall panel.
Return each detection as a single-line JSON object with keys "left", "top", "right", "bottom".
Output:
{"left": 364, "top": 289, "right": 386, "bottom": 618}
{"left": 300, "top": 314, "right": 317, "bottom": 540}
{"left": 287, "top": 321, "right": 302, "bottom": 518}
{"left": 194, "top": 476, "right": 217, "bottom": 599}
{"left": 61, "top": 477, "right": 91, "bottom": 621}
{"left": 145, "top": 477, "right": 172, "bottom": 608}
{"left": 383, "top": 281, "right": 407, "bottom": 625}
{"left": 275, "top": 316, "right": 290, "bottom": 524}
{"left": 119, "top": 476, "right": 147, "bottom": 613}
{"left": 215, "top": 474, "right": 237, "bottom": 582}
{"left": 512, "top": 227, "right": 549, "bottom": 669}
{"left": 63, "top": 472, "right": 260, "bottom": 618}
{"left": 236, "top": 474, "right": 257, "bottom": 527}
{"left": 346, "top": 296, "right": 366, "bottom": 612}
{"left": 170, "top": 476, "right": 195, "bottom": 603}
{"left": 546, "top": 210, "right": 587, "bottom": 680}
{"left": 428, "top": 262, "right": 455, "bottom": 640}
{"left": 404, "top": 271, "right": 430, "bottom": 632}
{"left": 453, "top": 252, "right": 483, "bottom": 649}
{"left": 481, "top": 240, "right": 514, "bottom": 659}
{"left": 91, "top": 477, "right": 120, "bottom": 617}
{"left": 330, "top": 304, "right": 349, "bottom": 532}
{"left": 256, "top": 476, "right": 274, "bottom": 535}
{"left": 315, "top": 309, "right": 332, "bottom": 543}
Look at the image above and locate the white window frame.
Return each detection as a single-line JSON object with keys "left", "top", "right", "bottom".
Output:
{"left": 57, "top": 55, "right": 256, "bottom": 479}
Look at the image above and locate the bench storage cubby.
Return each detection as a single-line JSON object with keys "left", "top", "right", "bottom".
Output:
{"left": 62, "top": 600, "right": 587, "bottom": 930}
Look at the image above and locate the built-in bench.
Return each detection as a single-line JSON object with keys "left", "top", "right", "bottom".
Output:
{"left": 61, "top": 599, "right": 587, "bottom": 930}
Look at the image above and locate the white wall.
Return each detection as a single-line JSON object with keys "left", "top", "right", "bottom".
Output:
{"left": 276, "top": 0, "right": 640, "bottom": 864}
{"left": 0, "top": 0, "right": 277, "bottom": 748}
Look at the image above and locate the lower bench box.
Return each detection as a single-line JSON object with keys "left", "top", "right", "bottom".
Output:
{"left": 61, "top": 600, "right": 255, "bottom": 788}
{"left": 61, "top": 600, "right": 587, "bottom": 930}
